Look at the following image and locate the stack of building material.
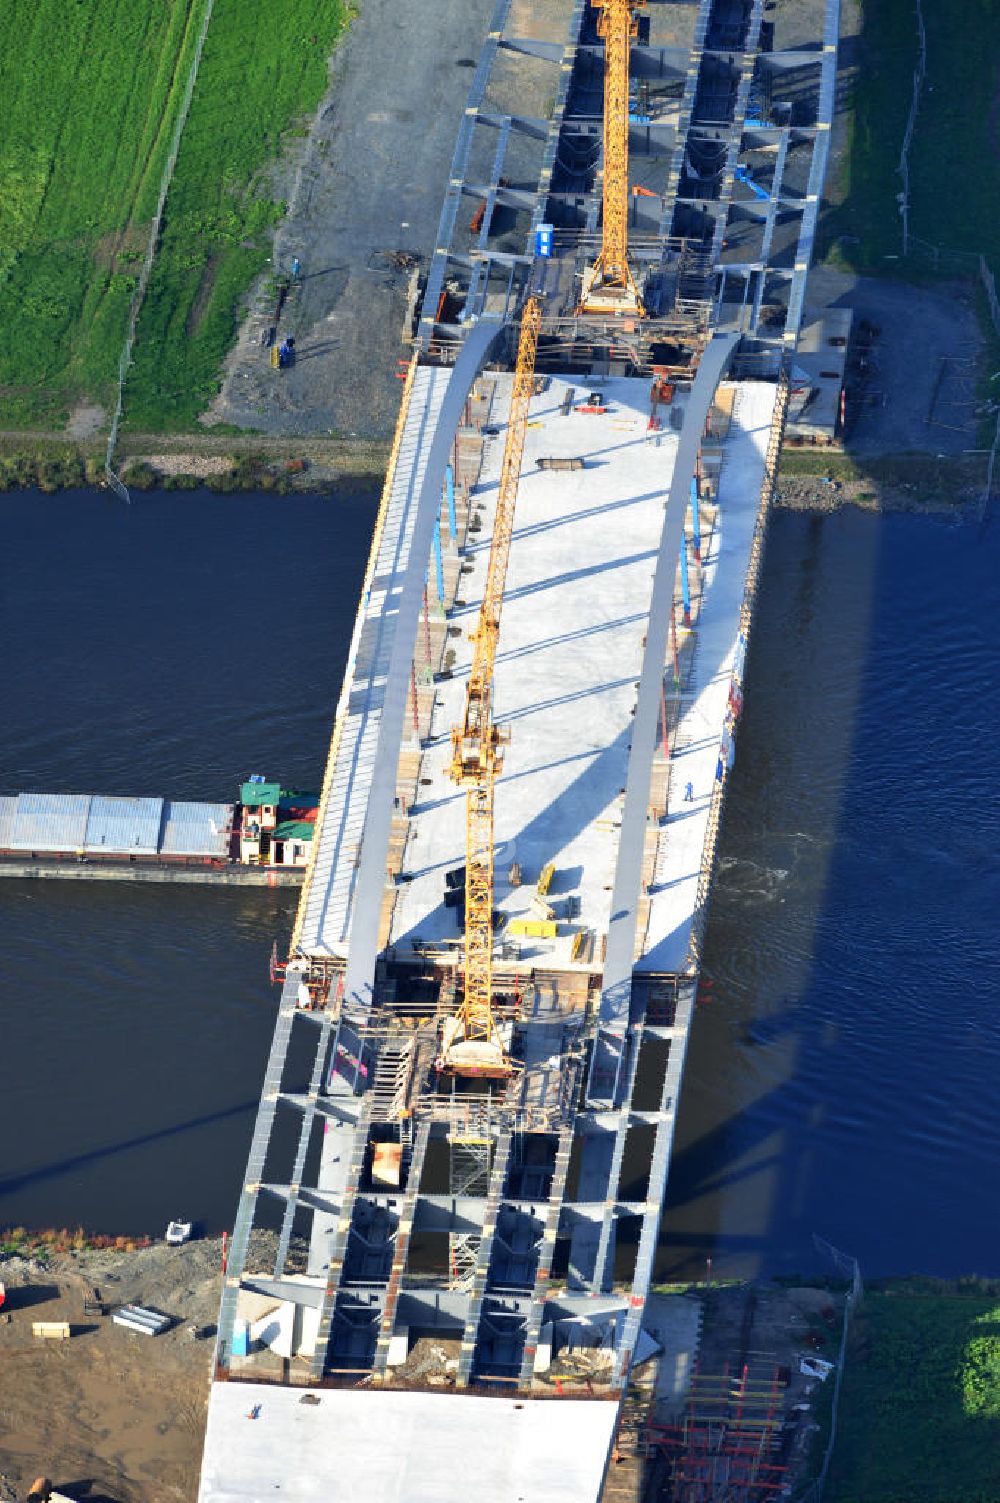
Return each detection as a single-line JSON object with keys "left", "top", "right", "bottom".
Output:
{"left": 112, "top": 1304, "right": 171, "bottom": 1336}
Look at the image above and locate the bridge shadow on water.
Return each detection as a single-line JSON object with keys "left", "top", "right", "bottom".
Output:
{"left": 0, "top": 1099, "right": 259, "bottom": 1200}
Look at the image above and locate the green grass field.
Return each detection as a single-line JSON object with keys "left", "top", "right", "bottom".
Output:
{"left": 0, "top": 0, "right": 345, "bottom": 431}
{"left": 827, "top": 1288, "right": 1000, "bottom": 1503}
{"left": 827, "top": 1, "right": 1000, "bottom": 270}
{"left": 125, "top": 0, "right": 348, "bottom": 430}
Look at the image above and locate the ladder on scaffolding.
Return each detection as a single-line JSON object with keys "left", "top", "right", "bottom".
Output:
{"left": 369, "top": 1037, "right": 414, "bottom": 1121}
{"left": 455, "top": 1127, "right": 514, "bottom": 1386}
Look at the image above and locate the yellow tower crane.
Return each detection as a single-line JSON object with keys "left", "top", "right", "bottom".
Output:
{"left": 439, "top": 296, "right": 543, "bottom": 1078}
{"left": 580, "top": 0, "right": 646, "bottom": 315}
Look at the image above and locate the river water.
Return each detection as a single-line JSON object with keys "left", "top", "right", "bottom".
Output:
{"left": 0, "top": 490, "right": 376, "bottom": 1236}
{"left": 659, "top": 504, "right": 1000, "bottom": 1281}
{"left": 2, "top": 490, "right": 997, "bottom": 1279}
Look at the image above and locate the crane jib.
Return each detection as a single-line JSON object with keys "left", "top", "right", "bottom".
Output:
{"left": 442, "top": 297, "right": 542, "bottom": 1076}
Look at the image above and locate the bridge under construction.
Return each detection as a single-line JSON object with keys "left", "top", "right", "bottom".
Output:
{"left": 198, "top": 0, "right": 840, "bottom": 1498}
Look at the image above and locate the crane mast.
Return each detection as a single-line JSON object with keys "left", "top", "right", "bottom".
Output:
{"left": 440, "top": 297, "right": 543, "bottom": 1077}
{"left": 580, "top": 0, "right": 645, "bottom": 315}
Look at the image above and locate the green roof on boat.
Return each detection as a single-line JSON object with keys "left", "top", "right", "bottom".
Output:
{"left": 241, "top": 780, "right": 281, "bottom": 808}
{"left": 272, "top": 820, "right": 315, "bottom": 842}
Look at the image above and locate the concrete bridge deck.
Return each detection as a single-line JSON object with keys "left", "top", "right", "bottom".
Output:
{"left": 198, "top": 0, "right": 837, "bottom": 1496}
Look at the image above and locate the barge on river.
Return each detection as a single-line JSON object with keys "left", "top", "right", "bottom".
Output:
{"left": 0, "top": 777, "right": 316, "bottom": 886}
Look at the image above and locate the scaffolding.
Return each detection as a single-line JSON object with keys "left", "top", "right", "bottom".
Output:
{"left": 647, "top": 1360, "right": 789, "bottom": 1502}
{"left": 448, "top": 1136, "right": 492, "bottom": 1289}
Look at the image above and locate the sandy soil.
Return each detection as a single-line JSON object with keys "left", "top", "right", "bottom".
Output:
{"left": 0, "top": 1239, "right": 846, "bottom": 1503}
{"left": 0, "top": 1241, "right": 226, "bottom": 1503}
{"left": 135, "top": 456, "right": 233, "bottom": 479}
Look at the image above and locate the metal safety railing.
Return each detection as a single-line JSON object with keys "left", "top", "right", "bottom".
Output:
{"left": 686, "top": 369, "right": 789, "bottom": 971}
{"left": 289, "top": 353, "right": 419, "bottom": 956}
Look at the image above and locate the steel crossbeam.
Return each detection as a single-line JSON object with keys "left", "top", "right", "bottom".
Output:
{"left": 274, "top": 1016, "right": 337, "bottom": 1277}
{"left": 310, "top": 1098, "right": 375, "bottom": 1379}
{"left": 215, "top": 973, "right": 300, "bottom": 1368}
{"left": 515, "top": 1127, "right": 574, "bottom": 1387}
{"left": 372, "top": 1120, "right": 433, "bottom": 1376}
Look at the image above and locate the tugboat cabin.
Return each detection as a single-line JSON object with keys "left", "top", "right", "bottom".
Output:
{"left": 238, "top": 777, "right": 318, "bottom": 868}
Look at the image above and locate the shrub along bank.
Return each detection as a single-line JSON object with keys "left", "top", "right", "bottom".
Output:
{"left": 827, "top": 1281, "right": 1000, "bottom": 1503}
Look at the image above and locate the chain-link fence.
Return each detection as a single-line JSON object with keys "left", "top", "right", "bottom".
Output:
{"left": 897, "top": 0, "right": 926, "bottom": 257}
{"left": 896, "top": 0, "right": 1000, "bottom": 517}
{"left": 904, "top": 235, "right": 982, "bottom": 278}
{"left": 104, "top": 0, "right": 217, "bottom": 502}
{"left": 793, "top": 1236, "right": 863, "bottom": 1503}
{"left": 978, "top": 258, "right": 1000, "bottom": 518}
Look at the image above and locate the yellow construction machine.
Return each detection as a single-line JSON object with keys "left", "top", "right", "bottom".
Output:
{"left": 579, "top": 0, "right": 646, "bottom": 315}
{"left": 438, "top": 297, "right": 542, "bottom": 1078}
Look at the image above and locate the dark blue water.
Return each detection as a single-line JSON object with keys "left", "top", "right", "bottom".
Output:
{"left": 2, "top": 489, "right": 997, "bottom": 1280}
{"left": 0, "top": 489, "right": 376, "bottom": 1235}
{"left": 660, "top": 505, "right": 1000, "bottom": 1281}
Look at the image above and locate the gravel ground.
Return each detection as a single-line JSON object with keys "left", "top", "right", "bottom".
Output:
{"left": 775, "top": 469, "right": 982, "bottom": 515}
{"left": 206, "top": 0, "right": 496, "bottom": 441}
{"left": 798, "top": 0, "right": 986, "bottom": 462}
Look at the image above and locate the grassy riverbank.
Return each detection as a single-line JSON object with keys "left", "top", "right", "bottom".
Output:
{"left": 0, "top": 431, "right": 388, "bottom": 493}
{"left": 125, "top": 0, "right": 349, "bottom": 431}
{"left": 827, "top": 1281, "right": 1000, "bottom": 1503}
{"left": 826, "top": 1, "right": 1000, "bottom": 269}
{"left": 777, "top": 449, "right": 986, "bottom": 511}
{"left": 0, "top": 0, "right": 346, "bottom": 433}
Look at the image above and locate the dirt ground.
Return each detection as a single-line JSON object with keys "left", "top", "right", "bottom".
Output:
{"left": 205, "top": 0, "right": 497, "bottom": 441}
{"left": 805, "top": 269, "right": 985, "bottom": 457}
{"left": 0, "top": 1241, "right": 227, "bottom": 1503}
{"left": 689, "top": 1283, "right": 843, "bottom": 1482}
{"left": 0, "top": 1240, "right": 845, "bottom": 1503}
